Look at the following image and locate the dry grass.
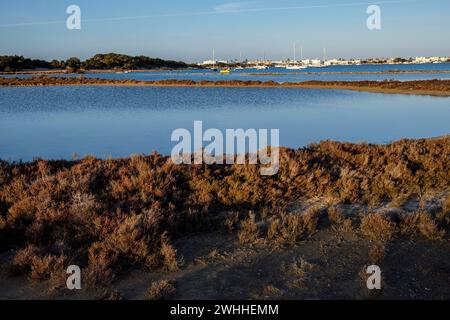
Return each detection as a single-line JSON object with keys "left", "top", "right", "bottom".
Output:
{"left": 437, "top": 194, "right": 450, "bottom": 225}
{"left": 8, "top": 246, "right": 67, "bottom": 289}
{"left": 261, "top": 285, "right": 283, "bottom": 298}
{"left": 400, "top": 211, "right": 444, "bottom": 240}
{"left": 237, "top": 213, "right": 261, "bottom": 245}
{"left": 0, "top": 137, "right": 449, "bottom": 286}
{"left": 9, "top": 245, "right": 39, "bottom": 276}
{"left": 266, "top": 207, "right": 321, "bottom": 246}
{"left": 291, "top": 258, "right": 315, "bottom": 278}
{"left": 283, "top": 257, "right": 315, "bottom": 288}
{"left": 303, "top": 207, "right": 321, "bottom": 234}
{"left": 368, "top": 244, "right": 386, "bottom": 264}
{"left": 143, "top": 280, "right": 176, "bottom": 300}
{"left": 29, "top": 255, "right": 67, "bottom": 282}
{"left": 360, "top": 213, "right": 397, "bottom": 242}
{"left": 195, "top": 249, "right": 226, "bottom": 265}
{"left": 224, "top": 212, "right": 239, "bottom": 233}
{"left": 327, "top": 207, "right": 353, "bottom": 232}
{"left": 160, "top": 234, "right": 181, "bottom": 272}
{"left": 266, "top": 214, "right": 303, "bottom": 245}
{"left": 98, "top": 290, "right": 124, "bottom": 300}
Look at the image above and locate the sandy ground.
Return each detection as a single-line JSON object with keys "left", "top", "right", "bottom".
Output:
{"left": 2, "top": 229, "right": 449, "bottom": 300}
{"left": 1, "top": 195, "right": 449, "bottom": 300}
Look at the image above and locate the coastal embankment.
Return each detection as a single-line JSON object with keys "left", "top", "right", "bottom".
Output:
{"left": 2, "top": 76, "right": 450, "bottom": 96}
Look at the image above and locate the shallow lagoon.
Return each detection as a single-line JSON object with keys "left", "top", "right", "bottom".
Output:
{"left": 0, "top": 86, "right": 449, "bottom": 161}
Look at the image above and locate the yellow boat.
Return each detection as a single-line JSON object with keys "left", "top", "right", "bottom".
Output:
{"left": 220, "top": 69, "right": 231, "bottom": 74}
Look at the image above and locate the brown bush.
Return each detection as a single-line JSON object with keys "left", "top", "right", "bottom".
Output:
{"left": 11, "top": 252, "right": 70, "bottom": 290}
{"left": 224, "top": 212, "right": 239, "bottom": 233}
{"left": 437, "top": 194, "right": 450, "bottom": 225}
{"left": 261, "top": 285, "right": 283, "bottom": 298}
{"left": 303, "top": 207, "right": 321, "bottom": 234}
{"left": 266, "top": 218, "right": 281, "bottom": 242}
{"left": 98, "top": 290, "right": 124, "bottom": 300}
{"left": 0, "top": 137, "right": 448, "bottom": 287}
{"left": 29, "top": 255, "right": 67, "bottom": 282}
{"left": 9, "top": 245, "right": 41, "bottom": 276}
{"left": 237, "top": 214, "right": 261, "bottom": 245}
{"left": 143, "top": 280, "right": 176, "bottom": 300}
{"left": 360, "top": 213, "right": 396, "bottom": 242}
{"left": 160, "top": 234, "right": 180, "bottom": 272}
{"left": 327, "top": 207, "right": 353, "bottom": 232}
{"left": 400, "top": 211, "right": 444, "bottom": 240}
{"left": 282, "top": 257, "right": 315, "bottom": 288}
{"left": 266, "top": 209, "right": 319, "bottom": 245}
{"left": 289, "top": 257, "right": 315, "bottom": 279}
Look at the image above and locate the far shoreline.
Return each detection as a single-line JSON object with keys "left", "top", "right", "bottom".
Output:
{"left": 2, "top": 68, "right": 450, "bottom": 77}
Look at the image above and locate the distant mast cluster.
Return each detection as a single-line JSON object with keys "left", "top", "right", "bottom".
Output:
{"left": 199, "top": 46, "right": 449, "bottom": 70}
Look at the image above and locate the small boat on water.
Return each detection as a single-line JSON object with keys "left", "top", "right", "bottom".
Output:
{"left": 286, "top": 43, "right": 307, "bottom": 70}
{"left": 254, "top": 65, "right": 268, "bottom": 70}
{"left": 286, "top": 65, "right": 307, "bottom": 70}
{"left": 220, "top": 68, "right": 231, "bottom": 74}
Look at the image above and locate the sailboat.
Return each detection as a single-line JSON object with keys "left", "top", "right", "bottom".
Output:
{"left": 286, "top": 43, "right": 307, "bottom": 70}
{"left": 235, "top": 52, "right": 245, "bottom": 70}
{"left": 318, "top": 48, "right": 331, "bottom": 68}
{"left": 211, "top": 49, "right": 218, "bottom": 72}
{"left": 254, "top": 65, "right": 268, "bottom": 70}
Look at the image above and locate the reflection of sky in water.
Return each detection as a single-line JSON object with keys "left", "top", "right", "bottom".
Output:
{"left": 0, "top": 86, "right": 449, "bottom": 161}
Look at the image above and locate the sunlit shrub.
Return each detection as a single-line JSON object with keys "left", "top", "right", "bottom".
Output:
{"left": 0, "top": 136, "right": 448, "bottom": 288}
{"left": 360, "top": 213, "right": 397, "bottom": 242}
{"left": 400, "top": 211, "right": 444, "bottom": 240}
{"left": 144, "top": 280, "right": 176, "bottom": 300}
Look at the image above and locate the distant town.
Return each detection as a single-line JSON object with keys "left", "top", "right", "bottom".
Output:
{"left": 199, "top": 55, "right": 450, "bottom": 69}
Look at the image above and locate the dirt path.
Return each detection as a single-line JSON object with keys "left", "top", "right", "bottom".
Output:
{"left": 2, "top": 228, "right": 449, "bottom": 300}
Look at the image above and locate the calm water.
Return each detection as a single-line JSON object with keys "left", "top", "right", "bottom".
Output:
{"left": 6, "top": 63, "right": 450, "bottom": 82}
{"left": 0, "top": 86, "right": 449, "bottom": 161}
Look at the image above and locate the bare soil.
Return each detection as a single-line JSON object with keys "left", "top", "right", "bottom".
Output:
{"left": 1, "top": 197, "right": 449, "bottom": 300}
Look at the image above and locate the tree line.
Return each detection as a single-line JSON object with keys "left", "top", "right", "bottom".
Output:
{"left": 0, "top": 53, "right": 192, "bottom": 72}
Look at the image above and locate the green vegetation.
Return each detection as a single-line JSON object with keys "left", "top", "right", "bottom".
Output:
{"left": 0, "top": 56, "right": 53, "bottom": 72}
{"left": 0, "top": 53, "right": 191, "bottom": 72}
{"left": 82, "top": 53, "right": 189, "bottom": 70}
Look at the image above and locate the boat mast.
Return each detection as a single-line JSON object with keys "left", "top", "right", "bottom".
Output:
{"left": 293, "top": 42, "right": 296, "bottom": 62}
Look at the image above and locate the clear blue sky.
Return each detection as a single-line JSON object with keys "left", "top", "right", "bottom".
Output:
{"left": 0, "top": 0, "right": 449, "bottom": 62}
